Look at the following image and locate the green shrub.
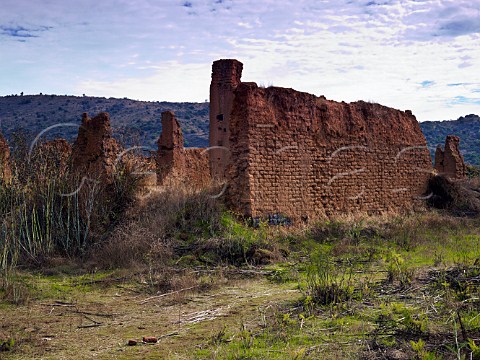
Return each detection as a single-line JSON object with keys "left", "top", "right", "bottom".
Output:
{"left": 304, "top": 250, "right": 354, "bottom": 306}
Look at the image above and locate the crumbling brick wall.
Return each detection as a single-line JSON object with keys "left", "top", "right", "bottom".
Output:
{"left": 220, "top": 68, "right": 433, "bottom": 220}
{"left": 71, "top": 112, "right": 119, "bottom": 183}
{"left": 209, "top": 59, "right": 243, "bottom": 180}
{"left": 0, "top": 132, "right": 11, "bottom": 183}
{"left": 157, "top": 111, "right": 210, "bottom": 188}
{"left": 122, "top": 153, "right": 157, "bottom": 188}
{"left": 434, "top": 135, "right": 466, "bottom": 179}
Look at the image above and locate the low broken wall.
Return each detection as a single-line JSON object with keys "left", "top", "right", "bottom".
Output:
{"left": 157, "top": 111, "right": 210, "bottom": 189}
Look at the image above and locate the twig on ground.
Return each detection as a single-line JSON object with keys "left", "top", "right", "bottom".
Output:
{"left": 40, "top": 301, "right": 76, "bottom": 307}
{"left": 77, "top": 323, "right": 102, "bottom": 329}
{"left": 138, "top": 285, "right": 200, "bottom": 304}
{"left": 157, "top": 331, "right": 179, "bottom": 339}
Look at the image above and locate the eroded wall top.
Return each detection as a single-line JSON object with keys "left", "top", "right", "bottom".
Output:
{"left": 157, "top": 111, "right": 210, "bottom": 188}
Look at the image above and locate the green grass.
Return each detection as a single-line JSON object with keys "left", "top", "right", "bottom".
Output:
{"left": 1, "top": 207, "right": 480, "bottom": 359}
{"left": 186, "top": 212, "right": 480, "bottom": 359}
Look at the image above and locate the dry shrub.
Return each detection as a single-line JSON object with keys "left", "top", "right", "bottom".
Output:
{"left": 0, "top": 133, "right": 141, "bottom": 270}
{"left": 92, "top": 186, "right": 224, "bottom": 269}
{"left": 93, "top": 184, "right": 285, "bottom": 269}
{"left": 93, "top": 220, "right": 173, "bottom": 269}
{"left": 428, "top": 175, "right": 480, "bottom": 216}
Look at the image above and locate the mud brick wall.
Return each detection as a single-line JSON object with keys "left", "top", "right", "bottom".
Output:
{"left": 157, "top": 111, "right": 210, "bottom": 188}
{"left": 209, "top": 59, "right": 243, "bottom": 180}
{"left": 185, "top": 148, "right": 211, "bottom": 188}
{"left": 227, "top": 83, "right": 433, "bottom": 220}
{"left": 157, "top": 111, "right": 186, "bottom": 186}
{"left": 38, "top": 139, "right": 72, "bottom": 172}
{"left": 434, "top": 135, "right": 466, "bottom": 179}
{"left": 71, "top": 112, "right": 119, "bottom": 183}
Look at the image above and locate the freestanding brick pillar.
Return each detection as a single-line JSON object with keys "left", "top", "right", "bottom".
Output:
{"left": 71, "top": 112, "right": 119, "bottom": 183}
{"left": 434, "top": 135, "right": 466, "bottom": 179}
{"left": 157, "top": 111, "right": 186, "bottom": 185}
{"left": 209, "top": 59, "right": 243, "bottom": 180}
{"left": 156, "top": 110, "right": 211, "bottom": 188}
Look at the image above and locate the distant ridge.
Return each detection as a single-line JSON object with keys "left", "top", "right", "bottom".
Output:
{"left": 0, "top": 94, "right": 478, "bottom": 166}
{"left": 0, "top": 94, "right": 209, "bottom": 149}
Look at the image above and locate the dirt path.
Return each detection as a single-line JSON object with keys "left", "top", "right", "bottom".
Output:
{"left": 1, "top": 277, "right": 300, "bottom": 359}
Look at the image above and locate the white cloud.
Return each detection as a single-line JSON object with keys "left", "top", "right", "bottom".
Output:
{"left": 0, "top": 0, "right": 479, "bottom": 120}
{"left": 77, "top": 61, "right": 211, "bottom": 102}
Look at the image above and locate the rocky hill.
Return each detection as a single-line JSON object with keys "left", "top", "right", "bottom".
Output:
{"left": 0, "top": 94, "right": 209, "bottom": 149}
{"left": 0, "top": 94, "right": 478, "bottom": 166}
{"left": 420, "top": 114, "right": 480, "bottom": 166}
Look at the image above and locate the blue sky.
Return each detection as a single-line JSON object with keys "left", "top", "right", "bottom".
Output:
{"left": 0, "top": 0, "right": 479, "bottom": 121}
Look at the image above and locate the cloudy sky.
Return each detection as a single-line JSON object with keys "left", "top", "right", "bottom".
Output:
{"left": 1, "top": 0, "right": 479, "bottom": 121}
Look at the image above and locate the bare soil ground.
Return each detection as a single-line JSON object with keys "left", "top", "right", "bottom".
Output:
{"left": 1, "top": 273, "right": 298, "bottom": 359}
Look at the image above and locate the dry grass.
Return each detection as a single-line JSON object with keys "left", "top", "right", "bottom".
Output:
{"left": 428, "top": 175, "right": 480, "bottom": 215}
{"left": 92, "top": 186, "right": 224, "bottom": 269}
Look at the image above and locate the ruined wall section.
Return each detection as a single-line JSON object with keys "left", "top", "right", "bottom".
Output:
{"left": 227, "top": 84, "right": 433, "bottom": 220}
{"left": 71, "top": 112, "right": 119, "bottom": 183}
{"left": 209, "top": 59, "right": 243, "bottom": 180}
{"left": 157, "top": 111, "right": 210, "bottom": 188}
{"left": 434, "top": 135, "right": 466, "bottom": 179}
{"left": 185, "top": 148, "right": 211, "bottom": 188}
{"left": 157, "top": 111, "right": 185, "bottom": 186}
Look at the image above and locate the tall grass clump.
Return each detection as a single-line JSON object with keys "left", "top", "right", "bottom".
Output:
{"left": 0, "top": 137, "right": 138, "bottom": 273}
{"left": 95, "top": 185, "right": 284, "bottom": 269}
{"left": 305, "top": 249, "right": 354, "bottom": 306}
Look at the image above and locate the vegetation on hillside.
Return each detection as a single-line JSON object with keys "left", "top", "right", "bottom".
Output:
{"left": 0, "top": 94, "right": 209, "bottom": 148}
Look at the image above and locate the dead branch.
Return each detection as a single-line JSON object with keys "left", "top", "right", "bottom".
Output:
{"left": 77, "top": 323, "right": 102, "bottom": 329}
{"left": 138, "top": 285, "right": 200, "bottom": 304}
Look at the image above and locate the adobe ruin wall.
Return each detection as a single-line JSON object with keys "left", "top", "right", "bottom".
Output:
{"left": 71, "top": 112, "right": 119, "bottom": 183}
{"left": 210, "top": 60, "right": 434, "bottom": 220}
{"left": 209, "top": 59, "right": 243, "bottom": 180}
{"left": 434, "top": 135, "right": 466, "bottom": 179}
{"left": 157, "top": 111, "right": 210, "bottom": 188}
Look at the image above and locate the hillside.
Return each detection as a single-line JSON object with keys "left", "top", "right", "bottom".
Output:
{"left": 420, "top": 114, "right": 480, "bottom": 166}
{"left": 0, "top": 94, "right": 209, "bottom": 149}
{"left": 0, "top": 95, "right": 478, "bottom": 166}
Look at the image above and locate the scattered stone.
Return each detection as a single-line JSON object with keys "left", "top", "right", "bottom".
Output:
{"left": 142, "top": 336, "right": 158, "bottom": 343}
